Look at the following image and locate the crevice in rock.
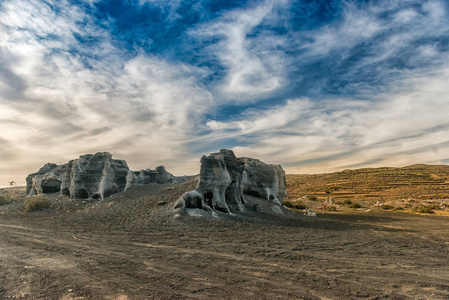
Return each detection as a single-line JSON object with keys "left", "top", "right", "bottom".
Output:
{"left": 204, "top": 190, "right": 214, "bottom": 207}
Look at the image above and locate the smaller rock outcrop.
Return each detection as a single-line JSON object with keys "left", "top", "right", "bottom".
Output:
{"left": 127, "top": 166, "right": 176, "bottom": 186}
{"left": 26, "top": 152, "right": 177, "bottom": 200}
{"left": 175, "top": 149, "right": 286, "bottom": 214}
{"left": 69, "top": 152, "right": 129, "bottom": 199}
{"left": 26, "top": 163, "right": 58, "bottom": 196}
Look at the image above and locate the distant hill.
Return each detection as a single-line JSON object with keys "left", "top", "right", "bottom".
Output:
{"left": 286, "top": 164, "right": 449, "bottom": 202}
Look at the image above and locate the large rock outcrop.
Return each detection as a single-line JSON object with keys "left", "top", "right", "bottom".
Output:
{"left": 175, "top": 149, "right": 286, "bottom": 213}
{"left": 26, "top": 152, "right": 176, "bottom": 200}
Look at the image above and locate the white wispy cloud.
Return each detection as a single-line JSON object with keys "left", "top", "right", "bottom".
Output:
{"left": 299, "top": 2, "right": 383, "bottom": 59}
{"left": 204, "top": 3, "right": 449, "bottom": 173}
{"left": 0, "top": 0, "right": 448, "bottom": 187}
{"left": 211, "top": 65, "right": 449, "bottom": 173}
{"left": 297, "top": 0, "right": 449, "bottom": 73}
{"left": 0, "top": 0, "right": 211, "bottom": 185}
{"left": 190, "top": 0, "right": 289, "bottom": 101}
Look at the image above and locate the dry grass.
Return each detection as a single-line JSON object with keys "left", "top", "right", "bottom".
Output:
{"left": 286, "top": 164, "right": 449, "bottom": 214}
{"left": 0, "top": 188, "right": 24, "bottom": 206}
{"left": 23, "top": 196, "right": 51, "bottom": 212}
{"left": 0, "top": 195, "right": 12, "bottom": 206}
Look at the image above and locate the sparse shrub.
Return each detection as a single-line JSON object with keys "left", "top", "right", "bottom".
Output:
{"left": 295, "top": 202, "right": 306, "bottom": 210}
{"left": 393, "top": 206, "right": 404, "bottom": 211}
{"left": 23, "top": 197, "right": 51, "bottom": 212}
{"left": 414, "top": 206, "right": 435, "bottom": 214}
{"left": 349, "top": 202, "right": 361, "bottom": 209}
{"left": 427, "top": 204, "right": 442, "bottom": 210}
{"left": 284, "top": 201, "right": 294, "bottom": 208}
{"left": 382, "top": 205, "right": 394, "bottom": 210}
{"left": 0, "top": 195, "right": 12, "bottom": 206}
{"left": 325, "top": 206, "right": 337, "bottom": 212}
{"left": 343, "top": 199, "right": 353, "bottom": 205}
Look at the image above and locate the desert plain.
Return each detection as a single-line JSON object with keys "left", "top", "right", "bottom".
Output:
{"left": 1, "top": 165, "right": 449, "bottom": 299}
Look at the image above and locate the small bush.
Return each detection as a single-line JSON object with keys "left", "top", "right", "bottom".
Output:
{"left": 349, "top": 202, "right": 362, "bottom": 209}
{"left": 0, "top": 195, "right": 12, "bottom": 206}
{"left": 426, "top": 204, "right": 442, "bottom": 210}
{"left": 343, "top": 199, "right": 353, "bottom": 205}
{"left": 414, "top": 206, "right": 434, "bottom": 214}
{"left": 23, "top": 197, "right": 51, "bottom": 212}
{"left": 393, "top": 206, "right": 404, "bottom": 211}
{"left": 325, "top": 206, "right": 337, "bottom": 212}
{"left": 381, "top": 205, "right": 394, "bottom": 210}
{"left": 308, "top": 195, "right": 317, "bottom": 201}
{"left": 295, "top": 202, "right": 306, "bottom": 209}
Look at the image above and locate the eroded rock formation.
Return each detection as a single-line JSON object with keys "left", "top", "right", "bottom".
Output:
{"left": 242, "top": 157, "right": 286, "bottom": 205}
{"left": 26, "top": 163, "right": 58, "bottom": 196}
{"left": 26, "top": 152, "right": 176, "bottom": 200}
{"left": 127, "top": 166, "right": 176, "bottom": 187}
{"left": 175, "top": 149, "right": 286, "bottom": 213}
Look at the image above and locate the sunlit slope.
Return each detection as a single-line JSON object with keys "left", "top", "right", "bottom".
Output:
{"left": 287, "top": 164, "right": 449, "bottom": 202}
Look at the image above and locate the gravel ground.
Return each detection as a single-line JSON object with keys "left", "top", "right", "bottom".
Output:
{"left": 1, "top": 178, "right": 449, "bottom": 299}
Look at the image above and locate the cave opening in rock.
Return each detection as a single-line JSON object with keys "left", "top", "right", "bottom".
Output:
{"left": 185, "top": 193, "right": 202, "bottom": 208}
{"left": 75, "top": 188, "right": 89, "bottom": 199}
{"left": 245, "top": 190, "right": 261, "bottom": 198}
{"left": 269, "top": 195, "right": 275, "bottom": 201}
{"left": 41, "top": 179, "right": 62, "bottom": 194}
{"left": 204, "top": 190, "right": 213, "bottom": 207}
{"left": 61, "top": 187, "right": 70, "bottom": 196}
{"left": 92, "top": 193, "right": 101, "bottom": 200}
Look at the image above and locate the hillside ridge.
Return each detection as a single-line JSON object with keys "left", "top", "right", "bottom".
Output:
{"left": 287, "top": 163, "right": 449, "bottom": 201}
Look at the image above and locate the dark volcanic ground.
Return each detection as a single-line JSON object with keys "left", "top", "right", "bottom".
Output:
{"left": 1, "top": 179, "right": 449, "bottom": 299}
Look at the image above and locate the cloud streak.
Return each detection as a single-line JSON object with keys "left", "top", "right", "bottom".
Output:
{"left": 0, "top": 0, "right": 213, "bottom": 184}
{"left": 0, "top": 0, "right": 448, "bottom": 186}
{"left": 209, "top": 65, "right": 449, "bottom": 173}
{"left": 189, "top": 0, "right": 289, "bottom": 100}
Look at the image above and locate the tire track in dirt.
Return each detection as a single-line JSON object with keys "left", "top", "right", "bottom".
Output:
{"left": 1, "top": 210, "right": 449, "bottom": 299}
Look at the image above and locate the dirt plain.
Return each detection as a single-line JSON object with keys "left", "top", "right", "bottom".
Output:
{"left": 1, "top": 178, "right": 449, "bottom": 299}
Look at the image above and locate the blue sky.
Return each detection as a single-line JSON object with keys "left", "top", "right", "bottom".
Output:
{"left": 1, "top": 0, "right": 449, "bottom": 185}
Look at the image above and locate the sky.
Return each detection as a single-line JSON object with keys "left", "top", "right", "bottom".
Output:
{"left": 1, "top": 0, "right": 449, "bottom": 186}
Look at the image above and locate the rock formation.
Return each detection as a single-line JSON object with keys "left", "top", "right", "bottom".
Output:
{"left": 175, "top": 149, "right": 286, "bottom": 213}
{"left": 126, "top": 166, "right": 176, "bottom": 188}
{"left": 242, "top": 157, "right": 286, "bottom": 205}
{"left": 26, "top": 152, "right": 176, "bottom": 200}
{"left": 26, "top": 163, "right": 59, "bottom": 196}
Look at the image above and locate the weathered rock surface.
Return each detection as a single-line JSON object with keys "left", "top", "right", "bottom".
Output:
{"left": 26, "top": 152, "right": 176, "bottom": 200}
{"left": 175, "top": 149, "right": 286, "bottom": 214}
{"left": 26, "top": 163, "right": 58, "bottom": 196}
{"left": 134, "top": 166, "right": 176, "bottom": 185}
{"left": 242, "top": 157, "right": 286, "bottom": 205}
